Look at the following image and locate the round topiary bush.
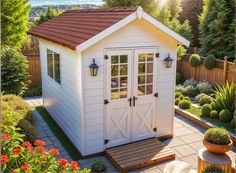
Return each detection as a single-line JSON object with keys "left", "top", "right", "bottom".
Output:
{"left": 231, "top": 119, "right": 235, "bottom": 128}
{"left": 199, "top": 95, "right": 212, "bottom": 106}
{"left": 175, "top": 92, "right": 182, "bottom": 98}
{"left": 210, "top": 110, "right": 219, "bottom": 119}
{"left": 204, "top": 127, "right": 231, "bottom": 145}
{"left": 204, "top": 54, "right": 216, "bottom": 70}
{"left": 179, "top": 95, "right": 184, "bottom": 100}
{"left": 189, "top": 54, "right": 201, "bottom": 67}
{"left": 176, "top": 72, "right": 182, "bottom": 85}
{"left": 178, "top": 100, "right": 191, "bottom": 109}
{"left": 202, "top": 166, "right": 225, "bottom": 173}
{"left": 201, "top": 104, "right": 212, "bottom": 117}
{"left": 183, "top": 96, "right": 190, "bottom": 101}
{"left": 211, "top": 101, "right": 219, "bottom": 111}
{"left": 91, "top": 160, "right": 107, "bottom": 172}
{"left": 175, "top": 98, "right": 181, "bottom": 105}
{"left": 219, "top": 109, "right": 232, "bottom": 122}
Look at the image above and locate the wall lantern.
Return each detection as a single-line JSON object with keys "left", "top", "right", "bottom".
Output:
{"left": 163, "top": 54, "right": 173, "bottom": 68}
{"left": 89, "top": 58, "right": 99, "bottom": 76}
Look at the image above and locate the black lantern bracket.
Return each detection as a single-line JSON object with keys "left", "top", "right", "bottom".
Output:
{"left": 89, "top": 58, "right": 99, "bottom": 76}
{"left": 163, "top": 54, "right": 174, "bottom": 68}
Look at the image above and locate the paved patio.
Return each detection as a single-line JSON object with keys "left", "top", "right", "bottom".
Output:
{"left": 26, "top": 97, "right": 236, "bottom": 172}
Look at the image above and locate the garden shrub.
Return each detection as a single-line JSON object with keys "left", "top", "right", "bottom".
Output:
{"left": 219, "top": 109, "right": 232, "bottom": 122}
{"left": 179, "top": 95, "right": 184, "bottom": 100}
{"left": 175, "top": 98, "right": 181, "bottom": 105}
{"left": 199, "top": 95, "right": 212, "bottom": 106}
{"left": 178, "top": 100, "right": 191, "bottom": 109}
{"left": 175, "top": 85, "right": 185, "bottom": 94}
{"left": 17, "top": 119, "right": 36, "bottom": 143}
{"left": 195, "top": 93, "right": 207, "bottom": 102}
{"left": 202, "top": 166, "right": 225, "bottom": 173}
{"left": 196, "top": 81, "right": 213, "bottom": 94}
{"left": 204, "top": 128, "right": 231, "bottom": 145}
{"left": 201, "top": 104, "right": 212, "bottom": 117}
{"left": 23, "top": 85, "right": 42, "bottom": 97}
{"left": 175, "top": 92, "right": 182, "bottom": 98}
{"left": 189, "top": 54, "right": 201, "bottom": 67}
{"left": 210, "top": 110, "right": 219, "bottom": 119}
{"left": 91, "top": 160, "right": 107, "bottom": 172}
{"left": 231, "top": 119, "right": 235, "bottom": 128}
{"left": 1, "top": 124, "right": 90, "bottom": 173}
{"left": 1, "top": 47, "right": 30, "bottom": 95}
{"left": 176, "top": 72, "right": 182, "bottom": 85}
{"left": 213, "top": 82, "right": 235, "bottom": 113}
{"left": 183, "top": 78, "right": 198, "bottom": 87}
{"left": 183, "top": 85, "right": 199, "bottom": 97}
{"left": 211, "top": 101, "right": 219, "bottom": 111}
{"left": 183, "top": 96, "right": 190, "bottom": 101}
{"left": 204, "top": 54, "right": 216, "bottom": 70}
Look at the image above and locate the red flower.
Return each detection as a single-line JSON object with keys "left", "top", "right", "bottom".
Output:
{"left": 20, "top": 164, "right": 29, "bottom": 171}
{"left": 12, "top": 148, "right": 21, "bottom": 154}
{"left": 38, "top": 146, "right": 48, "bottom": 153}
{"left": 70, "top": 161, "right": 80, "bottom": 170}
{"left": 49, "top": 148, "right": 60, "bottom": 155}
{"left": 58, "top": 158, "right": 68, "bottom": 165}
{"left": 34, "top": 140, "right": 46, "bottom": 146}
{"left": 1, "top": 155, "right": 9, "bottom": 165}
{"left": 22, "top": 141, "right": 32, "bottom": 149}
{"left": 2, "top": 134, "right": 10, "bottom": 140}
{"left": 29, "top": 148, "right": 34, "bottom": 155}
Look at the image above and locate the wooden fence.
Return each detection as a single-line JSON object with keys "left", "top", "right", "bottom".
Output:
{"left": 22, "top": 49, "right": 41, "bottom": 88}
{"left": 177, "top": 54, "right": 235, "bottom": 86}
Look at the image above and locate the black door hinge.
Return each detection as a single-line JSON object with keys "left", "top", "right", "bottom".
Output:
{"left": 154, "top": 93, "right": 158, "bottom": 97}
{"left": 104, "top": 139, "right": 110, "bottom": 144}
{"left": 104, "top": 55, "right": 109, "bottom": 60}
{"left": 104, "top": 99, "right": 110, "bottom": 104}
{"left": 155, "top": 53, "right": 159, "bottom": 58}
{"left": 153, "top": 127, "right": 157, "bottom": 132}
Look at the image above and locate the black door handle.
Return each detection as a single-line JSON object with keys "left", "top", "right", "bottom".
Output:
{"left": 133, "top": 96, "right": 138, "bottom": 107}
{"left": 128, "top": 97, "right": 132, "bottom": 107}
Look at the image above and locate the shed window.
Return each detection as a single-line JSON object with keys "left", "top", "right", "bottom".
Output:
{"left": 47, "top": 49, "right": 61, "bottom": 84}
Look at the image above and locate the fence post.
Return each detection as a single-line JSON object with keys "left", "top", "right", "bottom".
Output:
{"left": 223, "top": 56, "right": 228, "bottom": 82}
{"left": 194, "top": 47, "right": 197, "bottom": 54}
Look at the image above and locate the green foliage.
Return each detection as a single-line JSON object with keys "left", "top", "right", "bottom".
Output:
{"left": 183, "top": 85, "right": 199, "bottom": 97}
{"left": 196, "top": 93, "right": 207, "bottom": 102}
{"left": 219, "top": 109, "right": 232, "bottom": 122}
{"left": 178, "top": 100, "right": 191, "bottom": 109}
{"left": 176, "top": 72, "right": 182, "bottom": 85}
{"left": 196, "top": 81, "right": 213, "bottom": 94}
{"left": 91, "top": 161, "right": 107, "bottom": 172}
{"left": 183, "top": 78, "right": 198, "bottom": 87}
{"left": 1, "top": 0, "right": 30, "bottom": 48}
{"left": 189, "top": 54, "right": 201, "bottom": 67}
{"left": 1, "top": 47, "right": 30, "bottom": 95}
{"left": 183, "top": 96, "right": 190, "bottom": 101}
{"left": 23, "top": 85, "right": 42, "bottom": 97}
{"left": 175, "top": 85, "right": 185, "bottom": 94}
{"left": 204, "top": 127, "right": 231, "bottom": 145}
{"left": 210, "top": 110, "right": 219, "bottom": 119}
{"left": 167, "top": 0, "right": 182, "bottom": 18}
{"left": 202, "top": 166, "right": 225, "bottom": 173}
{"left": 199, "top": 0, "right": 235, "bottom": 59}
{"left": 211, "top": 102, "right": 220, "bottom": 111}
{"left": 201, "top": 104, "right": 212, "bottom": 117}
{"left": 230, "top": 119, "right": 235, "bottom": 128}
{"left": 177, "top": 45, "right": 186, "bottom": 61}
{"left": 213, "top": 82, "right": 235, "bottom": 113}
{"left": 199, "top": 95, "right": 212, "bottom": 106}
{"left": 175, "top": 92, "right": 182, "bottom": 98}
{"left": 204, "top": 54, "right": 216, "bottom": 69}
{"left": 175, "top": 98, "right": 181, "bottom": 105}
{"left": 17, "top": 119, "right": 36, "bottom": 143}
{"left": 35, "top": 6, "right": 62, "bottom": 25}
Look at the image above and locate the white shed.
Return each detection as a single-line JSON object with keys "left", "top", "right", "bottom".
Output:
{"left": 28, "top": 7, "right": 189, "bottom": 157}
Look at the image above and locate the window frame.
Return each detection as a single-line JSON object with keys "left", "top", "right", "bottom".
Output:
{"left": 46, "top": 49, "right": 61, "bottom": 85}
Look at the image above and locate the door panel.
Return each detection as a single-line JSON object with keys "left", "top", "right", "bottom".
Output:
{"left": 105, "top": 50, "right": 132, "bottom": 148}
{"left": 132, "top": 49, "right": 157, "bottom": 141}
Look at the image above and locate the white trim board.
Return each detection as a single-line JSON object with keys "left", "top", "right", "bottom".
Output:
{"left": 76, "top": 7, "right": 190, "bottom": 53}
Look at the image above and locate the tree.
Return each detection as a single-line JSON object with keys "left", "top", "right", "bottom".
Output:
{"left": 167, "top": 0, "right": 182, "bottom": 19}
{"left": 1, "top": 0, "right": 30, "bottom": 48}
{"left": 1, "top": 47, "right": 30, "bottom": 95}
{"left": 199, "top": 0, "right": 235, "bottom": 59}
{"left": 34, "top": 6, "right": 62, "bottom": 25}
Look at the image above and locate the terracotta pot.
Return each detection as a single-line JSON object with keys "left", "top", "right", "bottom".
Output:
{"left": 203, "top": 139, "right": 233, "bottom": 154}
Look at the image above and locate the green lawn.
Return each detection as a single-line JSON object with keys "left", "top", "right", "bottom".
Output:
{"left": 35, "top": 106, "right": 81, "bottom": 160}
{"left": 186, "top": 106, "right": 234, "bottom": 133}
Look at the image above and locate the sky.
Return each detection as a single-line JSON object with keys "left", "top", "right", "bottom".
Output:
{"left": 30, "top": 0, "right": 104, "bottom": 6}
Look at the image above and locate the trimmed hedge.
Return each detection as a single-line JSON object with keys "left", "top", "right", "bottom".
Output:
{"left": 204, "top": 54, "right": 216, "bottom": 70}
{"left": 189, "top": 54, "right": 201, "bottom": 67}
{"left": 219, "top": 109, "right": 232, "bottom": 122}
{"left": 178, "top": 100, "right": 191, "bottom": 109}
{"left": 201, "top": 104, "right": 212, "bottom": 117}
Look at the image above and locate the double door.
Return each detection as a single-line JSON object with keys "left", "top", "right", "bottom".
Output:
{"left": 105, "top": 48, "right": 158, "bottom": 148}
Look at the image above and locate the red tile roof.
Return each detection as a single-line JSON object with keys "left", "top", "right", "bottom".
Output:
{"left": 28, "top": 7, "right": 137, "bottom": 50}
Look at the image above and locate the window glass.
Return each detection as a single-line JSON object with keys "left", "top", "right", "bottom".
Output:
{"left": 47, "top": 49, "right": 61, "bottom": 85}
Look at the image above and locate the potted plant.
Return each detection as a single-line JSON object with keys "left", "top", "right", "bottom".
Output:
{"left": 203, "top": 128, "right": 233, "bottom": 154}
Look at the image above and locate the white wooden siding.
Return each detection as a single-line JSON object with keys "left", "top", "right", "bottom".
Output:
{"left": 39, "top": 39, "right": 84, "bottom": 153}
{"left": 82, "top": 19, "right": 177, "bottom": 155}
